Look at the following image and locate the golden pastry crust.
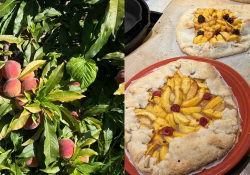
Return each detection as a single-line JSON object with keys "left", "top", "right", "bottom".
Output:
{"left": 176, "top": 7, "right": 250, "bottom": 59}
{"left": 125, "top": 59, "right": 239, "bottom": 174}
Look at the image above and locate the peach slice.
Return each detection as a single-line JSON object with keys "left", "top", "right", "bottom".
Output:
{"left": 181, "top": 76, "right": 191, "bottom": 94}
{"left": 182, "top": 88, "right": 205, "bottom": 107}
{"left": 160, "top": 146, "right": 169, "bottom": 161}
{"left": 204, "top": 96, "right": 223, "bottom": 109}
{"left": 173, "top": 132, "right": 187, "bottom": 137}
{"left": 163, "top": 136, "right": 174, "bottom": 143}
{"left": 152, "top": 151, "right": 160, "bottom": 165}
{"left": 153, "top": 105, "right": 168, "bottom": 118}
{"left": 146, "top": 143, "right": 158, "bottom": 156}
{"left": 166, "top": 113, "right": 177, "bottom": 130}
{"left": 173, "top": 112, "right": 190, "bottom": 125}
{"left": 213, "top": 101, "right": 225, "bottom": 112}
{"left": 186, "top": 80, "right": 198, "bottom": 100}
{"left": 135, "top": 110, "right": 157, "bottom": 121}
{"left": 137, "top": 116, "right": 152, "bottom": 126}
{"left": 202, "top": 109, "right": 222, "bottom": 119}
{"left": 180, "top": 107, "right": 202, "bottom": 115}
{"left": 161, "top": 86, "right": 172, "bottom": 113}
{"left": 174, "top": 87, "right": 183, "bottom": 105}
{"left": 179, "top": 124, "right": 196, "bottom": 134}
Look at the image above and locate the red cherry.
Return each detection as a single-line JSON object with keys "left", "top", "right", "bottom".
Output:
{"left": 199, "top": 117, "right": 208, "bottom": 127}
{"left": 202, "top": 93, "right": 212, "bottom": 101}
{"left": 152, "top": 91, "right": 161, "bottom": 97}
{"left": 171, "top": 104, "right": 180, "bottom": 112}
{"left": 162, "top": 127, "right": 174, "bottom": 136}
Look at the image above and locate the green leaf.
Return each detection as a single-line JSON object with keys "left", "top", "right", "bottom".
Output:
{"left": 83, "top": 104, "right": 109, "bottom": 116}
{"left": 24, "top": 103, "right": 41, "bottom": 113}
{"left": 77, "top": 162, "right": 103, "bottom": 173}
{"left": 78, "top": 148, "right": 98, "bottom": 157}
{"left": 66, "top": 57, "right": 98, "bottom": 89}
{"left": 46, "top": 91, "right": 85, "bottom": 102}
{"left": 0, "top": 103, "right": 12, "bottom": 120}
{"left": 0, "top": 0, "right": 18, "bottom": 18}
{"left": 109, "top": 0, "right": 124, "bottom": 37}
{"left": 23, "top": 42, "right": 34, "bottom": 66}
{"left": 77, "top": 129, "right": 101, "bottom": 147}
{"left": 11, "top": 161, "right": 22, "bottom": 175}
{"left": 13, "top": 1, "right": 26, "bottom": 36}
{"left": 85, "top": 4, "right": 112, "bottom": 59}
{"left": 0, "top": 6, "right": 16, "bottom": 34}
{"left": 17, "top": 143, "right": 35, "bottom": 158}
{"left": 41, "top": 102, "right": 61, "bottom": 118}
{"left": 60, "top": 107, "right": 81, "bottom": 134}
{"left": 7, "top": 111, "right": 30, "bottom": 132}
{"left": 40, "top": 166, "right": 60, "bottom": 173}
{"left": 19, "top": 60, "right": 46, "bottom": 79}
{"left": 103, "top": 118, "right": 113, "bottom": 155}
{"left": 33, "top": 47, "right": 45, "bottom": 60}
{"left": 10, "top": 132, "right": 22, "bottom": 153}
{"left": 114, "top": 82, "right": 124, "bottom": 95}
{"left": 84, "top": 117, "right": 102, "bottom": 129}
{"left": 44, "top": 63, "right": 64, "bottom": 94}
{"left": 0, "top": 150, "right": 11, "bottom": 163}
{"left": 102, "top": 52, "right": 124, "bottom": 60}
{"left": 0, "top": 164, "right": 11, "bottom": 171}
{"left": 44, "top": 113, "right": 59, "bottom": 167}
{"left": 22, "top": 124, "right": 44, "bottom": 146}
{"left": 0, "top": 35, "right": 18, "bottom": 43}
{"left": 4, "top": 51, "right": 13, "bottom": 55}
{"left": 34, "top": 8, "right": 61, "bottom": 22}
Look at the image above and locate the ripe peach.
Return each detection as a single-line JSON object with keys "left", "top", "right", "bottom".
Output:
{"left": 115, "top": 69, "right": 124, "bottom": 84}
{"left": 20, "top": 72, "right": 35, "bottom": 81}
{"left": 67, "top": 81, "right": 81, "bottom": 87}
{"left": 59, "top": 138, "right": 75, "bottom": 159}
{"left": 3, "top": 79, "right": 21, "bottom": 97}
{"left": 80, "top": 157, "right": 89, "bottom": 163}
{"left": 21, "top": 78, "right": 38, "bottom": 93}
{"left": 23, "top": 113, "right": 41, "bottom": 130}
{"left": 15, "top": 94, "right": 26, "bottom": 109}
{"left": 0, "top": 69, "right": 2, "bottom": 81}
{"left": 70, "top": 111, "right": 80, "bottom": 122}
{"left": 2, "top": 60, "right": 21, "bottom": 79}
{"left": 26, "top": 157, "right": 39, "bottom": 167}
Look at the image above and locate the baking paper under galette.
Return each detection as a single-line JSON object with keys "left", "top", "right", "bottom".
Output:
{"left": 125, "top": 59, "right": 239, "bottom": 175}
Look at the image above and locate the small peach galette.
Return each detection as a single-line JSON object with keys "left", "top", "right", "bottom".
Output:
{"left": 125, "top": 60, "right": 239, "bottom": 175}
{"left": 176, "top": 7, "right": 250, "bottom": 59}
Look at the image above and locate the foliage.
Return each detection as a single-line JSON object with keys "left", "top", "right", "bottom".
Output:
{"left": 0, "top": 0, "right": 124, "bottom": 174}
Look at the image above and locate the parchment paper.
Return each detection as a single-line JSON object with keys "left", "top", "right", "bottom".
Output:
{"left": 125, "top": 0, "right": 250, "bottom": 84}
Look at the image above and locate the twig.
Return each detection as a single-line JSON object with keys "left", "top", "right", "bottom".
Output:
{"left": 3, "top": 42, "right": 10, "bottom": 61}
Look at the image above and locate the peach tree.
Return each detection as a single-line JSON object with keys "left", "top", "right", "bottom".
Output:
{"left": 0, "top": 0, "right": 124, "bottom": 174}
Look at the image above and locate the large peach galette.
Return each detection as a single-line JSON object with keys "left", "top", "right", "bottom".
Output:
{"left": 176, "top": 8, "right": 250, "bottom": 59}
{"left": 125, "top": 60, "right": 239, "bottom": 175}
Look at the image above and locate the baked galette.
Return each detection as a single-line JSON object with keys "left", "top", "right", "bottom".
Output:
{"left": 176, "top": 7, "right": 250, "bottom": 59}
{"left": 125, "top": 59, "right": 239, "bottom": 175}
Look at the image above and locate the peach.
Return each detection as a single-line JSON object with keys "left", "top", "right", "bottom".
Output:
{"left": 0, "top": 69, "right": 2, "bottom": 81}
{"left": 70, "top": 111, "right": 80, "bottom": 122}
{"left": 115, "top": 69, "right": 124, "bottom": 84}
{"left": 67, "top": 81, "right": 81, "bottom": 87}
{"left": 15, "top": 94, "right": 26, "bottom": 109}
{"left": 80, "top": 157, "right": 89, "bottom": 163}
{"left": 26, "top": 157, "right": 39, "bottom": 167}
{"left": 2, "top": 60, "right": 21, "bottom": 79}
{"left": 20, "top": 72, "right": 35, "bottom": 81}
{"left": 23, "top": 113, "right": 41, "bottom": 130}
{"left": 3, "top": 79, "right": 21, "bottom": 97}
{"left": 59, "top": 138, "right": 75, "bottom": 159}
{"left": 21, "top": 78, "right": 38, "bottom": 93}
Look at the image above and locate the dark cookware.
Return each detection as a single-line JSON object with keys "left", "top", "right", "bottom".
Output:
{"left": 125, "top": 0, "right": 142, "bottom": 33}
{"left": 125, "top": 0, "right": 150, "bottom": 55}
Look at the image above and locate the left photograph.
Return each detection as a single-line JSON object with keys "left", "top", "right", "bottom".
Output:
{"left": 0, "top": 0, "right": 124, "bottom": 174}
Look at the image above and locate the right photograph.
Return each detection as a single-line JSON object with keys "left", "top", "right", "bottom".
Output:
{"left": 125, "top": 0, "right": 250, "bottom": 175}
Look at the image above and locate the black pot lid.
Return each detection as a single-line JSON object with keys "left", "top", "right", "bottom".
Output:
{"left": 125, "top": 0, "right": 142, "bottom": 33}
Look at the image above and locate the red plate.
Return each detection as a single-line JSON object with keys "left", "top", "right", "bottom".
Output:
{"left": 125, "top": 56, "right": 250, "bottom": 175}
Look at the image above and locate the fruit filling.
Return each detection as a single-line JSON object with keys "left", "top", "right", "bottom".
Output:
{"left": 134, "top": 70, "right": 226, "bottom": 164}
{"left": 193, "top": 8, "right": 242, "bottom": 45}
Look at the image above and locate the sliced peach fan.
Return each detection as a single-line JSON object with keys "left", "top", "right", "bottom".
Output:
{"left": 193, "top": 8, "right": 242, "bottom": 45}
{"left": 134, "top": 70, "right": 226, "bottom": 165}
